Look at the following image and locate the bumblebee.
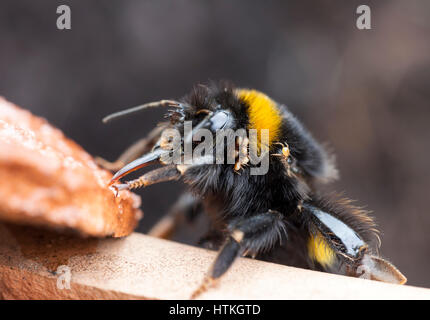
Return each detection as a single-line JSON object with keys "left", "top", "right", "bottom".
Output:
{"left": 98, "top": 82, "right": 406, "bottom": 298}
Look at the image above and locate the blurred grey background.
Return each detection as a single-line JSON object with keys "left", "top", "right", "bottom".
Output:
{"left": 0, "top": 0, "right": 429, "bottom": 287}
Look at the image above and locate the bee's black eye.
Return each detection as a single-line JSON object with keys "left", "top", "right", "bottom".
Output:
{"left": 207, "top": 110, "right": 232, "bottom": 131}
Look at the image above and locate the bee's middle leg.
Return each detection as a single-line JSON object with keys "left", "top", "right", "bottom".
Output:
{"left": 191, "top": 210, "right": 287, "bottom": 299}
{"left": 148, "top": 192, "right": 203, "bottom": 239}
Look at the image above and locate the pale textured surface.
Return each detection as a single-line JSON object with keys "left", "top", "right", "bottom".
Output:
{"left": 0, "top": 223, "right": 429, "bottom": 300}
{"left": 0, "top": 98, "right": 142, "bottom": 237}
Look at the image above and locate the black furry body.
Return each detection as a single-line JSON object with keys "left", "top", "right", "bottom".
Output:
{"left": 169, "top": 83, "right": 378, "bottom": 275}
{"left": 104, "top": 82, "right": 406, "bottom": 294}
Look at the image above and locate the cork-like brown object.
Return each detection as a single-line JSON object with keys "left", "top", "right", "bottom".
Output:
{"left": 0, "top": 223, "right": 429, "bottom": 300}
{"left": 0, "top": 98, "right": 142, "bottom": 237}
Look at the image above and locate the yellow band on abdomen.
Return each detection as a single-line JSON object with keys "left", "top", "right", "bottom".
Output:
{"left": 235, "top": 89, "right": 282, "bottom": 148}
{"left": 308, "top": 232, "right": 336, "bottom": 268}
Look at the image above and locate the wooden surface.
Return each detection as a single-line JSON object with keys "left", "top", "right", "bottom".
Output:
{"left": 0, "top": 223, "right": 429, "bottom": 300}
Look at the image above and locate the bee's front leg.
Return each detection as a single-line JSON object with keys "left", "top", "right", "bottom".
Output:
{"left": 191, "top": 210, "right": 287, "bottom": 299}
{"left": 110, "top": 153, "right": 215, "bottom": 192}
{"left": 110, "top": 164, "right": 182, "bottom": 194}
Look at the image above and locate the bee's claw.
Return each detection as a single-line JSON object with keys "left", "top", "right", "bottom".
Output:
{"left": 109, "top": 183, "right": 129, "bottom": 197}
{"left": 109, "top": 148, "right": 169, "bottom": 186}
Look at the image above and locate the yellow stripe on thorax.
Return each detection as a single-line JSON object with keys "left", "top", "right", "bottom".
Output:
{"left": 308, "top": 232, "right": 336, "bottom": 268}
{"left": 236, "top": 89, "right": 282, "bottom": 148}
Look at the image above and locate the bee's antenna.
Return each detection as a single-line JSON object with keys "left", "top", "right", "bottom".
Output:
{"left": 102, "top": 100, "right": 181, "bottom": 123}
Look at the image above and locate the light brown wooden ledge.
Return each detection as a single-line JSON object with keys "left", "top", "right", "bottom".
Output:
{"left": 0, "top": 223, "right": 429, "bottom": 300}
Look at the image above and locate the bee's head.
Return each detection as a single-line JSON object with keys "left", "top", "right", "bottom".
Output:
{"left": 165, "top": 82, "right": 284, "bottom": 153}
{"left": 167, "top": 83, "right": 244, "bottom": 132}
{"left": 104, "top": 82, "right": 336, "bottom": 185}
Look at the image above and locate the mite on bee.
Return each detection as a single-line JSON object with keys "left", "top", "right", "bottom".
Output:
{"left": 98, "top": 81, "right": 406, "bottom": 298}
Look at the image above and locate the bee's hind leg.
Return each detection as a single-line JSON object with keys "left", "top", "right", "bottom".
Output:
{"left": 191, "top": 210, "right": 287, "bottom": 299}
{"left": 301, "top": 200, "right": 407, "bottom": 285}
